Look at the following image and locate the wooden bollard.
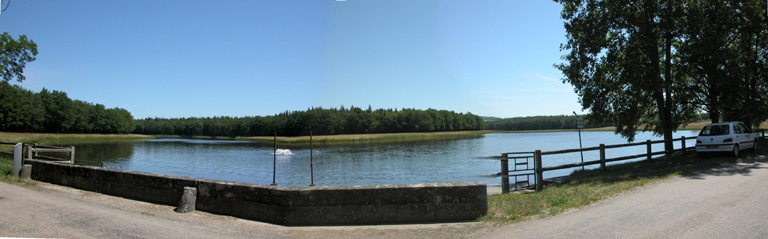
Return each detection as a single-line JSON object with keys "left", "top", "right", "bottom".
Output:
{"left": 175, "top": 187, "right": 197, "bottom": 213}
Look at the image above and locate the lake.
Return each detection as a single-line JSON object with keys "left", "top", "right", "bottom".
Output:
{"left": 68, "top": 131, "right": 700, "bottom": 187}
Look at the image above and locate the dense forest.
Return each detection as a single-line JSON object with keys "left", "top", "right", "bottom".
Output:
{"left": 134, "top": 107, "right": 485, "bottom": 137}
{"left": 484, "top": 115, "right": 601, "bottom": 131}
{"left": 485, "top": 113, "right": 712, "bottom": 131}
{"left": 0, "top": 81, "right": 135, "bottom": 134}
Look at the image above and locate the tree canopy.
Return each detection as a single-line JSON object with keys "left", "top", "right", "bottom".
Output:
{"left": 0, "top": 81, "right": 135, "bottom": 134}
{"left": 555, "top": 0, "right": 768, "bottom": 151}
{"left": 134, "top": 107, "right": 485, "bottom": 137}
{"left": 0, "top": 32, "right": 37, "bottom": 83}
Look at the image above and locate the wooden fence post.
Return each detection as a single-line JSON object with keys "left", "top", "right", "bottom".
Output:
{"left": 646, "top": 140, "right": 652, "bottom": 161}
{"left": 69, "top": 146, "right": 76, "bottom": 164}
{"left": 681, "top": 136, "right": 686, "bottom": 155}
{"left": 501, "top": 154, "right": 509, "bottom": 194}
{"left": 599, "top": 144, "right": 606, "bottom": 171}
{"left": 535, "top": 150, "right": 543, "bottom": 192}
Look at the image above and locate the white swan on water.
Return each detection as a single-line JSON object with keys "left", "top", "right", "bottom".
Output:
{"left": 271, "top": 149, "right": 294, "bottom": 155}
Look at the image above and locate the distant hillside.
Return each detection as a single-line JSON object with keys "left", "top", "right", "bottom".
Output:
{"left": 480, "top": 116, "right": 502, "bottom": 122}
{"left": 484, "top": 115, "right": 609, "bottom": 131}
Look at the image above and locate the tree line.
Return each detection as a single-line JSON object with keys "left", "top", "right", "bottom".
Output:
{"left": 134, "top": 107, "right": 485, "bottom": 137}
{"left": 556, "top": 0, "right": 768, "bottom": 150}
{"left": 0, "top": 81, "right": 135, "bottom": 134}
{"left": 484, "top": 115, "right": 607, "bottom": 131}
{"left": 485, "top": 113, "right": 713, "bottom": 131}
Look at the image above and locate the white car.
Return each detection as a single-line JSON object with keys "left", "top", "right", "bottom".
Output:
{"left": 695, "top": 122, "right": 758, "bottom": 157}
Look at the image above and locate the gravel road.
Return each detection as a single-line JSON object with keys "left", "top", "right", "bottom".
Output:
{"left": 477, "top": 154, "right": 768, "bottom": 239}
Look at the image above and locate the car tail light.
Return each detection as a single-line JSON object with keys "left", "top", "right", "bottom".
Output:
{"left": 723, "top": 138, "right": 733, "bottom": 142}
{"left": 696, "top": 139, "right": 702, "bottom": 144}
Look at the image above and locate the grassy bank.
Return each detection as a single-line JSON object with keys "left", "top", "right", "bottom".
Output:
{"left": 482, "top": 140, "right": 768, "bottom": 223}
{"left": 0, "top": 132, "right": 154, "bottom": 145}
{"left": 236, "top": 131, "right": 488, "bottom": 144}
{"left": 0, "top": 155, "right": 35, "bottom": 185}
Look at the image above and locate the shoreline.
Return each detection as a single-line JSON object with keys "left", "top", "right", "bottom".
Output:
{"left": 0, "top": 120, "right": 726, "bottom": 146}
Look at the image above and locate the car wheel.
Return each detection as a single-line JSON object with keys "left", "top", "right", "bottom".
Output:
{"left": 733, "top": 144, "right": 739, "bottom": 158}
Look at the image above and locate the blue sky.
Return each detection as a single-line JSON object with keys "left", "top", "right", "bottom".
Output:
{"left": 0, "top": 0, "right": 581, "bottom": 119}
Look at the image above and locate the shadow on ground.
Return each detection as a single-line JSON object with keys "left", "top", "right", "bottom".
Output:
{"left": 682, "top": 154, "right": 767, "bottom": 180}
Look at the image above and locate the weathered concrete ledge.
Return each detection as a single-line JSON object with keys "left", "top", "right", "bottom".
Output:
{"left": 26, "top": 159, "right": 487, "bottom": 226}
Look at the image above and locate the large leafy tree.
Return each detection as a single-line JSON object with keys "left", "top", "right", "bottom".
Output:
{"left": 556, "top": 0, "right": 768, "bottom": 151}
{"left": 555, "top": 0, "right": 695, "bottom": 152}
{"left": 0, "top": 32, "right": 37, "bottom": 83}
{"left": 678, "top": 0, "right": 768, "bottom": 127}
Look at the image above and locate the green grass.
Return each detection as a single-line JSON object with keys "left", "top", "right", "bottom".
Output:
{"left": 482, "top": 140, "right": 767, "bottom": 223}
{"left": 0, "top": 132, "right": 154, "bottom": 145}
{"left": 0, "top": 155, "right": 35, "bottom": 185}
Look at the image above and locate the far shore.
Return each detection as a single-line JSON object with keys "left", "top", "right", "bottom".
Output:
{"left": 4, "top": 120, "right": 764, "bottom": 146}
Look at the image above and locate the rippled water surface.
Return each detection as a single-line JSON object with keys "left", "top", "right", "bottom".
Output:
{"left": 70, "top": 131, "right": 699, "bottom": 187}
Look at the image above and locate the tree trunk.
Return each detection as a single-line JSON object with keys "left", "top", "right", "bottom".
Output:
{"left": 662, "top": 29, "right": 674, "bottom": 153}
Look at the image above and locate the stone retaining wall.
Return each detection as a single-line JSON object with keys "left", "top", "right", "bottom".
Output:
{"left": 26, "top": 159, "right": 487, "bottom": 226}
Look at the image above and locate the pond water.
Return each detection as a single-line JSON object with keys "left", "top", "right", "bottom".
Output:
{"left": 68, "top": 131, "right": 700, "bottom": 187}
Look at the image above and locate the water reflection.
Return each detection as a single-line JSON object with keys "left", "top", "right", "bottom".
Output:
{"left": 68, "top": 131, "right": 700, "bottom": 187}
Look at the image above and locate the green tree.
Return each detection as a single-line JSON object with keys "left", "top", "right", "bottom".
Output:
{"left": 555, "top": 0, "right": 696, "bottom": 151}
{"left": 0, "top": 32, "right": 37, "bottom": 83}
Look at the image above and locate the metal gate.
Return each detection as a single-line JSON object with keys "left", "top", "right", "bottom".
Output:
{"left": 499, "top": 152, "right": 536, "bottom": 193}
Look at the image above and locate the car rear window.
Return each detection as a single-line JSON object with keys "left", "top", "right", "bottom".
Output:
{"left": 699, "top": 125, "right": 730, "bottom": 136}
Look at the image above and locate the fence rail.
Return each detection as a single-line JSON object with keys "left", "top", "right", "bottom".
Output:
{"left": 27, "top": 144, "right": 75, "bottom": 164}
{"left": 494, "top": 136, "right": 700, "bottom": 193}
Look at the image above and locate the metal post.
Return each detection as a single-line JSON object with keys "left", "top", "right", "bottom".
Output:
{"left": 13, "top": 143, "right": 22, "bottom": 177}
{"left": 599, "top": 144, "right": 606, "bottom": 171}
{"left": 501, "top": 154, "right": 509, "bottom": 194}
{"left": 534, "top": 150, "right": 543, "bottom": 192}
{"left": 574, "top": 112, "right": 585, "bottom": 170}
{"left": 310, "top": 131, "right": 315, "bottom": 187}
{"left": 646, "top": 140, "right": 652, "bottom": 161}
{"left": 272, "top": 132, "right": 277, "bottom": 186}
{"left": 578, "top": 128, "right": 584, "bottom": 170}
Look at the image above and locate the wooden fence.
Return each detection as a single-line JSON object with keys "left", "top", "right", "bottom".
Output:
{"left": 27, "top": 144, "right": 75, "bottom": 163}
{"left": 497, "top": 128, "right": 768, "bottom": 193}
{"left": 498, "top": 136, "right": 698, "bottom": 193}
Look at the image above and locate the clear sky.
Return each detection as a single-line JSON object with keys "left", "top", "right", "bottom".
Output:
{"left": 0, "top": 0, "right": 582, "bottom": 119}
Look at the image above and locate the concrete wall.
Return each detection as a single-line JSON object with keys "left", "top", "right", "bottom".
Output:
{"left": 26, "top": 159, "right": 487, "bottom": 226}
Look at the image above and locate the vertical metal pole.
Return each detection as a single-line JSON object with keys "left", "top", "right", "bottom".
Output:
{"left": 310, "top": 131, "right": 315, "bottom": 187}
{"left": 534, "top": 150, "right": 543, "bottom": 192}
{"left": 646, "top": 140, "right": 652, "bottom": 161}
{"left": 501, "top": 154, "right": 509, "bottom": 194}
{"left": 13, "top": 143, "right": 22, "bottom": 177}
{"left": 272, "top": 132, "right": 277, "bottom": 186}
{"left": 578, "top": 128, "right": 584, "bottom": 170}
{"left": 574, "top": 112, "right": 584, "bottom": 170}
{"left": 599, "top": 144, "right": 606, "bottom": 171}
